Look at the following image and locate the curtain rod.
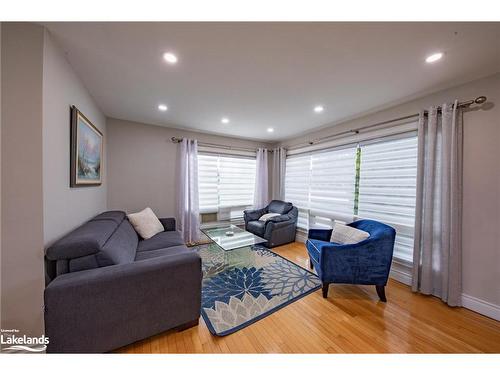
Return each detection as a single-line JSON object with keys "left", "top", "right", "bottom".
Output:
{"left": 170, "top": 137, "right": 273, "bottom": 153}
{"left": 171, "top": 96, "right": 486, "bottom": 152}
{"left": 287, "top": 96, "right": 487, "bottom": 151}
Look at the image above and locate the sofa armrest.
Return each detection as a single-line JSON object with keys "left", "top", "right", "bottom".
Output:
{"left": 243, "top": 208, "right": 266, "bottom": 222}
{"left": 318, "top": 237, "right": 394, "bottom": 285}
{"left": 267, "top": 214, "right": 290, "bottom": 223}
{"left": 264, "top": 219, "right": 294, "bottom": 236}
{"left": 308, "top": 228, "right": 333, "bottom": 242}
{"left": 44, "top": 251, "right": 202, "bottom": 353}
{"left": 159, "top": 217, "right": 176, "bottom": 231}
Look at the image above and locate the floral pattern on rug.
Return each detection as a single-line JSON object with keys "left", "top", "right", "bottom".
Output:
{"left": 202, "top": 266, "right": 274, "bottom": 309}
{"left": 195, "top": 243, "right": 321, "bottom": 336}
{"left": 203, "top": 293, "right": 286, "bottom": 334}
{"left": 260, "top": 259, "right": 322, "bottom": 300}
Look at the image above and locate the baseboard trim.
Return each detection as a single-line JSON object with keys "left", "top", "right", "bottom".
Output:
{"left": 295, "top": 229, "right": 307, "bottom": 243}
{"left": 461, "top": 294, "right": 500, "bottom": 321}
{"left": 294, "top": 230, "right": 499, "bottom": 321}
{"left": 389, "top": 266, "right": 412, "bottom": 286}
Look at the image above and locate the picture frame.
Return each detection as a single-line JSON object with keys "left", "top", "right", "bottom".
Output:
{"left": 70, "top": 105, "right": 103, "bottom": 187}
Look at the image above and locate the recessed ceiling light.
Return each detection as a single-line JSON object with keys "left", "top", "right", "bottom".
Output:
{"left": 158, "top": 104, "right": 168, "bottom": 111}
{"left": 425, "top": 52, "right": 443, "bottom": 63}
{"left": 314, "top": 105, "right": 324, "bottom": 113}
{"left": 163, "top": 52, "right": 178, "bottom": 64}
{"left": 221, "top": 117, "right": 230, "bottom": 124}
{"left": 267, "top": 128, "right": 274, "bottom": 133}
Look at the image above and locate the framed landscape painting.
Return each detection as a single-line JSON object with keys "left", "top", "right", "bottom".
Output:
{"left": 70, "top": 106, "right": 103, "bottom": 187}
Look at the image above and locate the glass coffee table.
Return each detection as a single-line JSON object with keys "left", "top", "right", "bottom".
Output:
{"left": 201, "top": 224, "right": 267, "bottom": 251}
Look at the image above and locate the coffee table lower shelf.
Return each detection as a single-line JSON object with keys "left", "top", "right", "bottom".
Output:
{"left": 201, "top": 224, "right": 267, "bottom": 251}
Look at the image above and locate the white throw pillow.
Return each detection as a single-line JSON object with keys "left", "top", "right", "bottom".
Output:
{"left": 127, "top": 207, "right": 164, "bottom": 239}
{"left": 330, "top": 222, "right": 370, "bottom": 244}
{"left": 259, "top": 213, "right": 281, "bottom": 222}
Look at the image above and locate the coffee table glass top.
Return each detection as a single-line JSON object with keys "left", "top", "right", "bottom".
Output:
{"left": 201, "top": 224, "right": 267, "bottom": 251}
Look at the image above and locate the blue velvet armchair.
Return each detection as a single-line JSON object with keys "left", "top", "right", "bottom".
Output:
{"left": 306, "top": 219, "right": 396, "bottom": 301}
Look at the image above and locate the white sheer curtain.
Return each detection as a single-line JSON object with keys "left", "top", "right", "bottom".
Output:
{"left": 177, "top": 138, "right": 200, "bottom": 244}
{"left": 412, "top": 101, "right": 463, "bottom": 306}
{"left": 271, "top": 147, "right": 287, "bottom": 200}
{"left": 253, "top": 148, "right": 269, "bottom": 208}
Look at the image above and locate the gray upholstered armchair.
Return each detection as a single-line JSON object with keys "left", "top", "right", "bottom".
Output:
{"left": 243, "top": 200, "right": 298, "bottom": 248}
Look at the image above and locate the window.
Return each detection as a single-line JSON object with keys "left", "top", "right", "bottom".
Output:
{"left": 283, "top": 154, "right": 310, "bottom": 228}
{"left": 310, "top": 146, "right": 358, "bottom": 218}
{"left": 198, "top": 154, "right": 219, "bottom": 213}
{"left": 198, "top": 153, "right": 256, "bottom": 219}
{"left": 358, "top": 136, "right": 418, "bottom": 263}
{"left": 284, "top": 134, "right": 418, "bottom": 262}
{"left": 285, "top": 146, "right": 358, "bottom": 228}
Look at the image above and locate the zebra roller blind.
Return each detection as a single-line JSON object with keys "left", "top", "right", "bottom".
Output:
{"left": 285, "top": 145, "right": 357, "bottom": 230}
{"left": 358, "top": 136, "right": 418, "bottom": 262}
{"left": 198, "top": 153, "right": 256, "bottom": 216}
{"left": 284, "top": 133, "right": 417, "bottom": 263}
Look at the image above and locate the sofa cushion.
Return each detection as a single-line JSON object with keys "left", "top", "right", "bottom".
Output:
{"left": 247, "top": 220, "right": 266, "bottom": 236}
{"left": 98, "top": 220, "right": 139, "bottom": 265}
{"left": 66, "top": 220, "right": 139, "bottom": 274}
{"left": 127, "top": 207, "right": 164, "bottom": 239}
{"left": 267, "top": 200, "right": 293, "bottom": 215}
{"left": 134, "top": 245, "right": 191, "bottom": 261}
{"left": 259, "top": 213, "right": 281, "bottom": 222}
{"left": 330, "top": 222, "right": 370, "bottom": 244}
{"left": 137, "top": 231, "right": 185, "bottom": 252}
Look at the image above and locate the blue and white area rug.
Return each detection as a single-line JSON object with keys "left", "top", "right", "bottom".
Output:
{"left": 195, "top": 243, "right": 322, "bottom": 336}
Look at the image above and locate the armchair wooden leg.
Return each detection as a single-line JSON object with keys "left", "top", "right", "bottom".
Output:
{"left": 309, "top": 259, "right": 314, "bottom": 270}
{"left": 376, "top": 285, "right": 387, "bottom": 302}
{"left": 322, "top": 283, "right": 330, "bottom": 298}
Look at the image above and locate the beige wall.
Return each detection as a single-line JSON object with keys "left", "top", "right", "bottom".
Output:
{"left": 42, "top": 30, "right": 107, "bottom": 246}
{"left": 0, "top": 22, "right": 2, "bottom": 327}
{"left": 1, "top": 24, "right": 107, "bottom": 338}
{"left": 107, "top": 118, "right": 274, "bottom": 218}
{"left": 1, "top": 23, "right": 45, "bottom": 337}
{"left": 280, "top": 73, "right": 500, "bottom": 308}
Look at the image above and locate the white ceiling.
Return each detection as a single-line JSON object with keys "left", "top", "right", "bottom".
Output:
{"left": 44, "top": 22, "right": 500, "bottom": 141}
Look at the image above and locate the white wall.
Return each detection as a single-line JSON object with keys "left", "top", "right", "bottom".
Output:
{"left": 107, "top": 118, "right": 274, "bottom": 218}
{"left": 280, "top": 73, "right": 500, "bottom": 318}
{"left": 42, "top": 30, "right": 107, "bottom": 246}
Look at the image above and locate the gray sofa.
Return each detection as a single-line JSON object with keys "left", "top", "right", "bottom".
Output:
{"left": 244, "top": 200, "right": 298, "bottom": 248}
{"left": 44, "top": 210, "right": 202, "bottom": 353}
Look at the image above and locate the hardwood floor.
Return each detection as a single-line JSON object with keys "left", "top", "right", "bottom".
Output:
{"left": 116, "top": 242, "right": 500, "bottom": 353}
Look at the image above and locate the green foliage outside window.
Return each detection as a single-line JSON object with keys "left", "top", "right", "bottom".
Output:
{"left": 353, "top": 146, "right": 361, "bottom": 216}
